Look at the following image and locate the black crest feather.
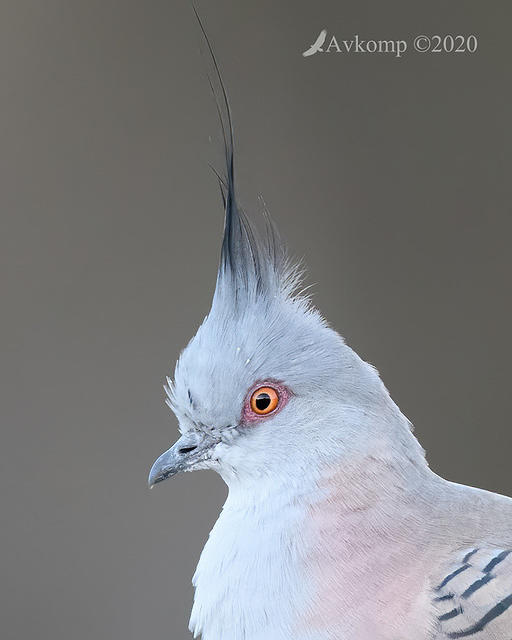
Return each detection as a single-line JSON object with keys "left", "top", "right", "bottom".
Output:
{"left": 193, "top": 9, "right": 301, "bottom": 308}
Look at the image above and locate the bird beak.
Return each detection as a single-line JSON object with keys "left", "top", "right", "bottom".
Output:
{"left": 148, "top": 431, "right": 219, "bottom": 488}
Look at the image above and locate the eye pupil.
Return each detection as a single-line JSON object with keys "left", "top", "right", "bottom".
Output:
{"left": 255, "top": 393, "right": 271, "bottom": 411}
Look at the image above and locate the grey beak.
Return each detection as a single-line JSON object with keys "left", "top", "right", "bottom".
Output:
{"left": 148, "top": 431, "right": 218, "bottom": 488}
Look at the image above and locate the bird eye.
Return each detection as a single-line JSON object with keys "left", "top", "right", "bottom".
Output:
{"left": 250, "top": 386, "right": 279, "bottom": 415}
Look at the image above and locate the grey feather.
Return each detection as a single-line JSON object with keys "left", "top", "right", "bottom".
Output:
{"left": 434, "top": 547, "right": 512, "bottom": 639}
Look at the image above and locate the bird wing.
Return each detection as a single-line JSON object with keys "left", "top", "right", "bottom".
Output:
{"left": 433, "top": 547, "right": 512, "bottom": 639}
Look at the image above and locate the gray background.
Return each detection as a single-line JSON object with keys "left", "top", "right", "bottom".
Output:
{"left": 1, "top": 1, "right": 511, "bottom": 639}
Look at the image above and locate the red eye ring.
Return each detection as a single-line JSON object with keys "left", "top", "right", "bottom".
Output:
{"left": 250, "top": 386, "right": 280, "bottom": 415}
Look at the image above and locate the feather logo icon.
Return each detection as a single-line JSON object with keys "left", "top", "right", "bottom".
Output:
{"left": 302, "top": 29, "right": 327, "bottom": 57}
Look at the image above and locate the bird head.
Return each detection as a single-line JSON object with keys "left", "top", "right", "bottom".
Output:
{"left": 147, "top": 193, "right": 384, "bottom": 490}
{"left": 148, "top": 28, "right": 421, "bottom": 494}
{"left": 147, "top": 153, "right": 415, "bottom": 495}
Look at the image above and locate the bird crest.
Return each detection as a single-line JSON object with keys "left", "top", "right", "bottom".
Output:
{"left": 194, "top": 10, "right": 304, "bottom": 316}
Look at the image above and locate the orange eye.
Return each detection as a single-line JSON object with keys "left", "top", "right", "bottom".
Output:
{"left": 250, "top": 386, "right": 280, "bottom": 415}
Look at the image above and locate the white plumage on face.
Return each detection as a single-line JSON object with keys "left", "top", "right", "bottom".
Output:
{"left": 168, "top": 263, "right": 350, "bottom": 480}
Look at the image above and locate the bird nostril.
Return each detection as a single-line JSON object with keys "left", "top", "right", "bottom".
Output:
{"left": 179, "top": 446, "right": 197, "bottom": 454}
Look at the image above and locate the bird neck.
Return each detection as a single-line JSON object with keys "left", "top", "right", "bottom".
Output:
{"left": 221, "top": 403, "right": 430, "bottom": 516}
{"left": 191, "top": 438, "right": 435, "bottom": 640}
